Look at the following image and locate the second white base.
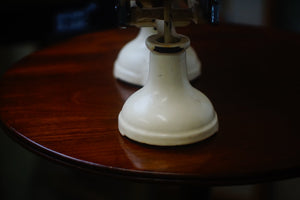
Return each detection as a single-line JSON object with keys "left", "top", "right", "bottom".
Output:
{"left": 113, "top": 27, "right": 201, "bottom": 86}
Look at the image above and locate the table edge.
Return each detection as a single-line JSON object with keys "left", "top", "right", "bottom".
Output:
{"left": 1, "top": 119, "right": 299, "bottom": 186}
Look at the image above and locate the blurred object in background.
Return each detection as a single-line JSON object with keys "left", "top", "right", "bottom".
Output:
{"left": 0, "top": 0, "right": 299, "bottom": 45}
{"left": 0, "top": 1, "right": 117, "bottom": 44}
{"left": 222, "top": 0, "right": 266, "bottom": 26}
{"left": 221, "top": 0, "right": 300, "bottom": 32}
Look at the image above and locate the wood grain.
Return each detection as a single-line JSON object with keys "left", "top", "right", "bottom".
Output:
{"left": 0, "top": 24, "right": 299, "bottom": 185}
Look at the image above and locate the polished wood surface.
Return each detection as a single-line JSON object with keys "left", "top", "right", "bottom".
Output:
{"left": 0, "top": 25, "right": 299, "bottom": 185}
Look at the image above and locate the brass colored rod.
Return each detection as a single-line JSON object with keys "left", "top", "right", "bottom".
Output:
{"left": 164, "top": 0, "right": 173, "bottom": 43}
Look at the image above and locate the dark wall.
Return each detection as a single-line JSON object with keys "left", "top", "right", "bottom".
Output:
{"left": 274, "top": 0, "right": 300, "bottom": 32}
{"left": 0, "top": 1, "right": 117, "bottom": 43}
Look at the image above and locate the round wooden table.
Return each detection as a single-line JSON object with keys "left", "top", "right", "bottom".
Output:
{"left": 0, "top": 24, "right": 299, "bottom": 185}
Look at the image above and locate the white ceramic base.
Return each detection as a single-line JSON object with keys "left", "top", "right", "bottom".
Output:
{"left": 119, "top": 111, "right": 218, "bottom": 146}
{"left": 114, "top": 27, "right": 201, "bottom": 86}
{"left": 118, "top": 34, "right": 218, "bottom": 146}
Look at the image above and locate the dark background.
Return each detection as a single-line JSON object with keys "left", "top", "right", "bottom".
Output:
{"left": 0, "top": 1, "right": 299, "bottom": 200}
{"left": 0, "top": 1, "right": 117, "bottom": 43}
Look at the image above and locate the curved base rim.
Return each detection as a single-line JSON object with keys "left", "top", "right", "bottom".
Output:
{"left": 118, "top": 113, "right": 218, "bottom": 146}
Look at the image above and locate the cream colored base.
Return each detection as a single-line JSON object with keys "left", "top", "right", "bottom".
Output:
{"left": 119, "top": 112, "right": 218, "bottom": 146}
{"left": 118, "top": 35, "right": 218, "bottom": 146}
{"left": 114, "top": 27, "right": 201, "bottom": 86}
